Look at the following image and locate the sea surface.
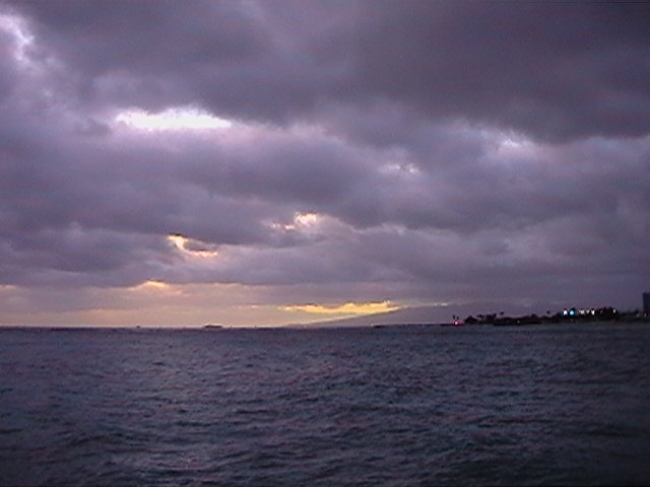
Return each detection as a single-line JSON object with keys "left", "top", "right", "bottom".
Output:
{"left": 1, "top": 322, "right": 649, "bottom": 486}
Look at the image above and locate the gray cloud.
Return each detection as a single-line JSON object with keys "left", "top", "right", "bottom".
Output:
{"left": 10, "top": 1, "right": 650, "bottom": 139}
{"left": 1, "top": 1, "right": 649, "bottom": 322}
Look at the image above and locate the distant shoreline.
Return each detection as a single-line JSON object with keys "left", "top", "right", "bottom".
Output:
{"left": 1, "top": 318, "right": 648, "bottom": 332}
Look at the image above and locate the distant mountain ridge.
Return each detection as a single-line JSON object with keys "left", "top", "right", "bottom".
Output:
{"left": 287, "top": 301, "right": 560, "bottom": 329}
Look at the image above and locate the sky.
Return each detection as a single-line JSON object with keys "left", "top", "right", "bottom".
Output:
{"left": 1, "top": 1, "right": 649, "bottom": 327}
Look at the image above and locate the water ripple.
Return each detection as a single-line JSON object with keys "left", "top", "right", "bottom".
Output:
{"left": 1, "top": 323, "right": 649, "bottom": 486}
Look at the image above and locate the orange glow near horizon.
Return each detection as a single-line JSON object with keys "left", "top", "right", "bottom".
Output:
{"left": 133, "top": 280, "right": 170, "bottom": 291}
{"left": 1, "top": 279, "right": 407, "bottom": 328}
{"left": 282, "top": 300, "right": 399, "bottom": 316}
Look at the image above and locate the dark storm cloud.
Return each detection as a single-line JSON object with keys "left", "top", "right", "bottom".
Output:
{"left": 0, "top": 0, "right": 649, "bottom": 318}
{"left": 341, "top": 1, "right": 650, "bottom": 141}
{"left": 8, "top": 0, "right": 272, "bottom": 110}
{"left": 9, "top": 0, "right": 650, "bottom": 140}
{"left": 0, "top": 132, "right": 278, "bottom": 286}
{"left": 181, "top": 129, "right": 372, "bottom": 206}
{"left": 0, "top": 27, "right": 17, "bottom": 101}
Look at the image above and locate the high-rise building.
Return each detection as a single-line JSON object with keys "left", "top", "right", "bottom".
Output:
{"left": 644, "top": 292, "right": 650, "bottom": 315}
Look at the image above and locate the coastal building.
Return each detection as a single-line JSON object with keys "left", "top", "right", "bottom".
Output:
{"left": 644, "top": 292, "right": 650, "bottom": 315}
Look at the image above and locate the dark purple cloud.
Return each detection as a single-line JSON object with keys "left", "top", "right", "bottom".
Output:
{"left": 0, "top": 1, "right": 649, "bottom": 324}
{"left": 341, "top": 1, "right": 650, "bottom": 141}
{"left": 10, "top": 1, "right": 650, "bottom": 139}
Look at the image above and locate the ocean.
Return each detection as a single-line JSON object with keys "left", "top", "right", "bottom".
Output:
{"left": 1, "top": 322, "right": 649, "bottom": 486}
